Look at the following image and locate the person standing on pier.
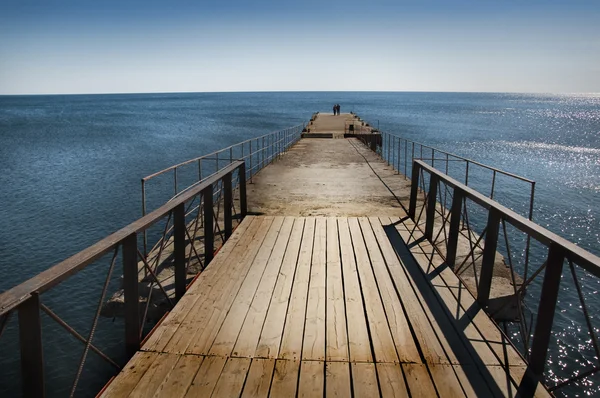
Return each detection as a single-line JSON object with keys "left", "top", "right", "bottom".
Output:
{"left": 333, "top": 104, "right": 337, "bottom": 115}
{"left": 336, "top": 104, "right": 341, "bottom": 115}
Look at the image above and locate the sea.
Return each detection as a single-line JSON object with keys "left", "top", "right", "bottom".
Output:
{"left": 0, "top": 92, "right": 599, "bottom": 396}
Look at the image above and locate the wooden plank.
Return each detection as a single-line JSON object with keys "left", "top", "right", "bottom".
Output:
{"left": 498, "top": 365, "right": 552, "bottom": 398}
{"left": 269, "top": 360, "right": 300, "bottom": 397}
{"left": 302, "top": 217, "right": 327, "bottom": 361}
{"left": 395, "top": 216, "right": 526, "bottom": 367}
{"left": 184, "top": 355, "right": 227, "bottom": 397}
{"left": 211, "top": 357, "right": 252, "bottom": 398}
{"left": 374, "top": 216, "right": 457, "bottom": 365}
{"left": 206, "top": 216, "right": 286, "bottom": 357}
{"left": 337, "top": 218, "right": 373, "bottom": 362}
{"left": 428, "top": 364, "right": 466, "bottom": 398}
{"left": 348, "top": 217, "right": 399, "bottom": 364}
{"left": 142, "top": 216, "right": 259, "bottom": 352}
{"left": 129, "top": 353, "right": 180, "bottom": 398}
{"left": 451, "top": 365, "right": 494, "bottom": 398}
{"left": 392, "top": 216, "right": 547, "bottom": 397}
{"left": 359, "top": 217, "right": 420, "bottom": 363}
{"left": 279, "top": 218, "right": 315, "bottom": 360}
{"left": 326, "top": 218, "right": 349, "bottom": 362}
{"left": 152, "top": 354, "right": 204, "bottom": 398}
{"left": 233, "top": 217, "right": 295, "bottom": 357}
{"left": 241, "top": 359, "right": 276, "bottom": 398}
{"left": 187, "top": 217, "right": 283, "bottom": 355}
{"left": 100, "top": 351, "right": 158, "bottom": 397}
{"left": 171, "top": 217, "right": 273, "bottom": 355}
{"left": 401, "top": 364, "right": 438, "bottom": 398}
{"left": 325, "top": 362, "right": 352, "bottom": 398}
{"left": 298, "top": 360, "right": 324, "bottom": 397}
{"left": 352, "top": 362, "right": 380, "bottom": 397}
{"left": 376, "top": 363, "right": 409, "bottom": 398}
{"left": 255, "top": 219, "right": 304, "bottom": 358}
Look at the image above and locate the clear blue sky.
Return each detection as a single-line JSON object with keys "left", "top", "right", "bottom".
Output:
{"left": 1, "top": 0, "right": 599, "bottom": 94}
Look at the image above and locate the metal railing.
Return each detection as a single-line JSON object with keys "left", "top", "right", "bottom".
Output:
{"left": 0, "top": 161, "right": 247, "bottom": 397}
{"left": 378, "top": 130, "right": 536, "bottom": 221}
{"left": 141, "top": 124, "right": 304, "bottom": 216}
{"left": 409, "top": 159, "right": 600, "bottom": 396}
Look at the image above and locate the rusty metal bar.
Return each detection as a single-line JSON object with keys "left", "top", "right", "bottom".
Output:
{"left": 525, "top": 243, "right": 566, "bottom": 384}
{"left": 174, "top": 168, "right": 178, "bottom": 195}
{"left": 173, "top": 203, "right": 186, "bottom": 301}
{"left": 203, "top": 185, "right": 214, "bottom": 265}
{"left": 446, "top": 190, "right": 464, "bottom": 267}
{"left": 18, "top": 292, "right": 45, "bottom": 398}
{"left": 425, "top": 173, "right": 439, "bottom": 241}
{"left": 408, "top": 161, "right": 421, "bottom": 219}
{"left": 239, "top": 162, "right": 247, "bottom": 218}
{"left": 477, "top": 208, "right": 501, "bottom": 308}
{"left": 224, "top": 172, "right": 233, "bottom": 240}
{"left": 122, "top": 233, "right": 140, "bottom": 357}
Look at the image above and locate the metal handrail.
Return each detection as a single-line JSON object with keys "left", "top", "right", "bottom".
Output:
{"left": 378, "top": 130, "right": 536, "bottom": 220}
{"left": 0, "top": 160, "right": 247, "bottom": 397}
{"left": 409, "top": 159, "right": 600, "bottom": 394}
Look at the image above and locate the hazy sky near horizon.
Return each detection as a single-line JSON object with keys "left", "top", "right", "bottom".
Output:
{"left": 1, "top": 0, "right": 599, "bottom": 94}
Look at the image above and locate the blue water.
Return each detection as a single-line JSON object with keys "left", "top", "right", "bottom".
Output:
{"left": 0, "top": 92, "right": 599, "bottom": 396}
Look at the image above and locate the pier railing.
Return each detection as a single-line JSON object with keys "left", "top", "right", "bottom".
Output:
{"left": 378, "top": 130, "right": 536, "bottom": 221}
{"left": 141, "top": 124, "right": 303, "bottom": 216}
{"left": 409, "top": 159, "right": 600, "bottom": 395}
{"left": 0, "top": 161, "right": 247, "bottom": 397}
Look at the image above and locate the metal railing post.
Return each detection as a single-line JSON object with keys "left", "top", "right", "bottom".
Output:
{"left": 408, "top": 161, "right": 421, "bottom": 219}
{"left": 224, "top": 172, "right": 233, "bottom": 240}
{"left": 173, "top": 204, "right": 186, "bottom": 301}
{"left": 141, "top": 179, "right": 147, "bottom": 257}
{"left": 122, "top": 233, "right": 140, "bottom": 357}
{"left": 18, "top": 292, "right": 45, "bottom": 398}
{"left": 446, "top": 189, "right": 464, "bottom": 267}
{"left": 203, "top": 185, "right": 214, "bottom": 265}
{"left": 490, "top": 170, "right": 497, "bottom": 199}
{"left": 249, "top": 140, "right": 253, "bottom": 181}
{"left": 425, "top": 173, "right": 439, "bottom": 241}
{"left": 525, "top": 243, "right": 566, "bottom": 386}
{"left": 174, "top": 168, "right": 178, "bottom": 195}
{"left": 239, "top": 162, "right": 247, "bottom": 218}
{"left": 478, "top": 208, "right": 501, "bottom": 308}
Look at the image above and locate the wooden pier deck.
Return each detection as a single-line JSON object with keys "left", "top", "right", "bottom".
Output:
{"left": 100, "top": 114, "right": 549, "bottom": 397}
{"left": 101, "top": 215, "right": 548, "bottom": 397}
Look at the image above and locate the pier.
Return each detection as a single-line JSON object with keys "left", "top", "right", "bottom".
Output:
{"left": 2, "top": 113, "right": 599, "bottom": 397}
{"left": 100, "top": 114, "right": 548, "bottom": 397}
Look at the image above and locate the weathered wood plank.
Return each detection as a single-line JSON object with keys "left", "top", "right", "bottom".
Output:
{"left": 348, "top": 217, "right": 399, "bottom": 364}
{"left": 298, "top": 360, "right": 324, "bottom": 397}
{"left": 211, "top": 357, "right": 251, "bottom": 398}
{"left": 255, "top": 219, "right": 304, "bottom": 358}
{"left": 352, "top": 362, "right": 380, "bottom": 397}
{"left": 184, "top": 355, "right": 227, "bottom": 397}
{"left": 338, "top": 218, "right": 373, "bottom": 362}
{"left": 152, "top": 354, "right": 204, "bottom": 398}
{"left": 401, "top": 363, "right": 438, "bottom": 398}
{"left": 376, "top": 363, "right": 410, "bottom": 398}
{"left": 279, "top": 218, "right": 315, "bottom": 360}
{"left": 269, "top": 360, "right": 300, "bottom": 397}
{"left": 142, "top": 216, "right": 259, "bottom": 352}
{"left": 360, "top": 217, "right": 420, "bottom": 364}
{"left": 157, "top": 216, "right": 268, "bottom": 354}
{"left": 325, "top": 362, "right": 352, "bottom": 398}
{"left": 189, "top": 217, "right": 284, "bottom": 355}
{"left": 241, "top": 359, "right": 276, "bottom": 398}
{"left": 326, "top": 218, "right": 349, "bottom": 362}
{"left": 302, "top": 217, "right": 327, "bottom": 361}
{"left": 428, "top": 364, "right": 466, "bottom": 398}
{"left": 129, "top": 353, "right": 180, "bottom": 398}
{"left": 233, "top": 217, "right": 295, "bottom": 357}
{"left": 100, "top": 351, "right": 158, "bottom": 397}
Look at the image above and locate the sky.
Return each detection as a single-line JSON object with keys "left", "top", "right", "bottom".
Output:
{"left": 1, "top": 0, "right": 599, "bottom": 94}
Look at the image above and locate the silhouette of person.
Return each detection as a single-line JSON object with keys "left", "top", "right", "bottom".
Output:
{"left": 333, "top": 104, "right": 336, "bottom": 115}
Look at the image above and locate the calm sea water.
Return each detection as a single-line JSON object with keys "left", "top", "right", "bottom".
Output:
{"left": 0, "top": 92, "right": 599, "bottom": 396}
